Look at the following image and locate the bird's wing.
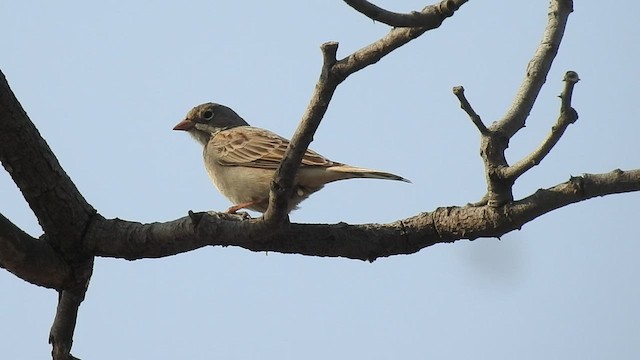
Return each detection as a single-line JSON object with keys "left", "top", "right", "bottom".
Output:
{"left": 211, "top": 126, "right": 337, "bottom": 169}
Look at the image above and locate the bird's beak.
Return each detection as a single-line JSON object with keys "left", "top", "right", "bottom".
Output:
{"left": 173, "top": 118, "right": 194, "bottom": 131}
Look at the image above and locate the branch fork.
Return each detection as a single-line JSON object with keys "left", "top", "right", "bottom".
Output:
{"left": 455, "top": 69, "right": 580, "bottom": 207}
{"left": 263, "top": 2, "right": 467, "bottom": 225}
{"left": 452, "top": 0, "right": 576, "bottom": 207}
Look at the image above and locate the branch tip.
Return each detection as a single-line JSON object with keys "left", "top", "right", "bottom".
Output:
{"left": 563, "top": 70, "right": 580, "bottom": 83}
{"left": 439, "top": 0, "right": 465, "bottom": 17}
{"left": 452, "top": 85, "right": 488, "bottom": 135}
{"left": 321, "top": 42, "right": 339, "bottom": 67}
{"left": 560, "top": 70, "right": 579, "bottom": 119}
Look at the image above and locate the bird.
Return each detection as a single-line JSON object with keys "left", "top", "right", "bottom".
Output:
{"left": 173, "top": 102, "right": 410, "bottom": 214}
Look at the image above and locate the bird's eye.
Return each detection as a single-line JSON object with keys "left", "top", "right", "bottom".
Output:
{"left": 202, "top": 110, "right": 214, "bottom": 119}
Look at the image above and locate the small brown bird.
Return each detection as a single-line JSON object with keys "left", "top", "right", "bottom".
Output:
{"left": 173, "top": 102, "right": 410, "bottom": 214}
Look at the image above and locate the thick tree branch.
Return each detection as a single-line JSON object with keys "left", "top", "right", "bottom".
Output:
{"left": 0, "top": 70, "right": 95, "bottom": 255}
{"left": 0, "top": 70, "right": 95, "bottom": 359}
{"left": 343, "top": 0, "right": 467, "bottom": 27}
{"left": 0, "top": 213, "right": 71, "bottom": 289}
{"left": 85, "top": 169, "right": 640, "bottom": 262}
{"left": 495, "top": 0, "right": 573, "bottom": 137}
{"left": 505, "top": 71, "right": 580, "bottom": 179}
{"left": 263, "top": 1, "right": 468, "bottom": 224}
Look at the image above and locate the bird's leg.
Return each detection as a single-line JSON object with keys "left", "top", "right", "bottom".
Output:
{"left": 226, "top": 201, "right": 256, "bottom": 214}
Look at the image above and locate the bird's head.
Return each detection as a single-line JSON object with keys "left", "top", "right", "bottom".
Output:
{"left": 173, "top": 102, "right": 249, "bottom": 146}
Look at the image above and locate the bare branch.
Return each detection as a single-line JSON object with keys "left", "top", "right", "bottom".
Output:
{"left": 263, "top": 43, "right": 340, "bottom": 225}
{"left": 505, "top": 71, "right": 580, "bottom": 179}
{"left": 48, "top": 255, "right": 91, "bottom": 360}
{"left": 333, "top": 6, "right": 464, "bottom": 79}
{"left": 1, "top": 70, "right": 95, "bottom": 359}
{"left": 453, "top": 86, "right": 488, "bottom": 135}
{"left": 560, "top": 70, "right": 580, "bottom": 109}
{"left": 0, "top": 213, "right": 71, "bottom": 289}
{"left": 263, "top": 3, "right": 468, "bottom": 224}
{"left": 495, "top": 0, "right": 573, "bottom": 137}
{"left": 503, "top": 169, "right": 640, "bottom": 232}
{"left": 469, "top": 0, "right": 574, "bottom": 206}
{"left": 0, "top": 70, "right": 95, "bottom": 254}
{"left": 49, "top": 290, "right": 84, "bottom": 360}
{"left": 343, "top": 0, "right": 467, "bottom": 27}
{"left": 83, "top": 211, "right": 273, "bottom": 259}
{"left": 86, "top": 169, "right": 640, "bottom": 262}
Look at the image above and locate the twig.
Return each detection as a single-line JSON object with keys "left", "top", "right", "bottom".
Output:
{"left": 335, "top": 2, "right": 467, "bottom": 77}
{"left": 504, "top": 71, "right": 580, "bottom": 180}
{"left": 343, "top": 0, "right": 467, "bottom": 27}
{"left": 453, "top": 86, "right": 488, "bottom": 135}
{"left": 560, "top": 70, "right": 580, "bottom": 109}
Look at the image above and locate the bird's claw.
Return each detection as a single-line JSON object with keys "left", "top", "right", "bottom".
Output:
{"left": 208, "top": 211, "right": 252, "bottom": 221}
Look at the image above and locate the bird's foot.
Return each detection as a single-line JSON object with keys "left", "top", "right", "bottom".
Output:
{"left": 226, "top": 201, "right": 255, "bottom": 219}
{"left": 209, "top": 211, "right": 251, "bottom": 221}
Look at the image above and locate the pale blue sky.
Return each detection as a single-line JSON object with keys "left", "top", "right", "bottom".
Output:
{"left": 1, "top": 1, "right": 639, "bottom": 359}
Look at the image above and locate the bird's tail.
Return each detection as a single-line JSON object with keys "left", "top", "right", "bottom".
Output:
{"left": 326, "top": 165, "right": 411, "bottom": 183}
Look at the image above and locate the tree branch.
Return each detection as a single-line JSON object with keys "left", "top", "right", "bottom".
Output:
{"left": 453, "top": 86, "right": 488, "bottom": 135}
{"left": 0, "top": 69, "right": 96, "bottom": 359}
{"left": 343, "top": 0, "right": 467, "bottom": 27}
{"left": 333, "top": 6, "right": 463, "bottom": 79}
{"left": 0, "top": 70, "right": 95, "bottom": 255}
{"left": 85, "top": 169, "right": 640, "bottom": 262}
{"left": 495, "top": 0, "right": 573, "bottom": 137}
{"left": 49, "top": 290, "right": 85, "bottom": 360}
{"left": 0, "top": 213, "right": 71, "bottom": 289}
{"left": 48, "top": 255, "right": 92, "bottom": 360}
{"left": 263, "top": 43, "right": 339, "bottom": 225}
{"left": 505, "top": 71, "right": 580, "bottom": 179}
{"left": 263, "top": 1, "right": 469, "bottom": 225}
{"left": 466, "top": 0, "right": 574, "bottom": 207}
